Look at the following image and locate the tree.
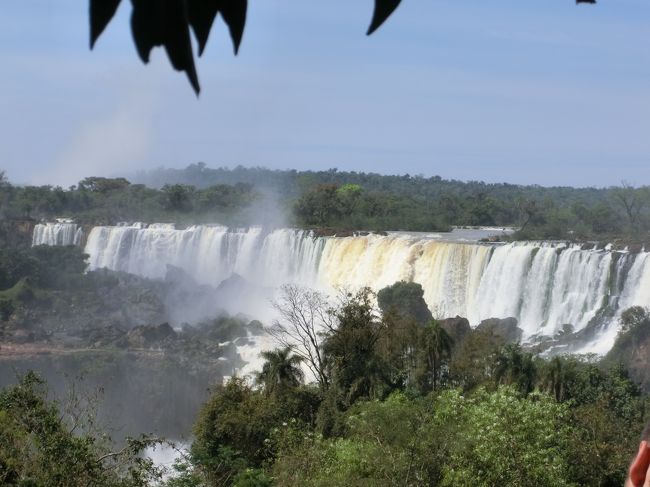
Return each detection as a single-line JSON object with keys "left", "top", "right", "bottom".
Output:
{"left": 270, "top": 285, "right": 335, "bottom": 389}
{"left": 78, "top": 176, "right": 131, "bottom": 193}
{"left": 255, "top": 347, "right": 304, "bottom": 396}
{"left": 493, "top": 343, "right": 537, "bottom": 394}
{"left": 191, "top": 378, "right": 280, "bottom": 485}
{"left": 419, "top": 319, "right": 454, "bottom": 391}
{"left": 540, "top": 356, "right": 568, "bottom": 402}
{"left": 162, "top": 184, "right": 195, "bottom": 212}
{"left": 335, "top": 184, "right": 363, "bottom": 216}
{"left": 322, "top": 288, "right": 390, "bottom": 405}
{"left": 294, "top": 184, "right": 342, "bottom": 226}
{"left": 439, "top": 387, "right": 574, "bottom": 487}
{"left": 611, "top": 182, "right": 650, "bottom": 230}
{"left": 0, "top": 372, "right": 161, "bottom": 487}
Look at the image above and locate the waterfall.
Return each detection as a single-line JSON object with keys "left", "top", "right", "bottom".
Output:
{"left": 33, "top": 223, "right": 650, "bottom": 353}
{"left": 84, "top": 224, "right": 324, "bottom": 288}
{"left": 316, "top": 237, "right": 646, "bottom": 340}
{"left": 32, "top": 222, "right": 83, "bottom": 246}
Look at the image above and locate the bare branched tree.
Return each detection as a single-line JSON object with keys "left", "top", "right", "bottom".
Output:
{"left": 612, "top": 181, "right": 650, "bottom": 228}
{"left": 270, "top": 284, "right": 337, "bottom": 389}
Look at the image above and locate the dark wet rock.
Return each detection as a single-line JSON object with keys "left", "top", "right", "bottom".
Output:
{"left": 83, "top": 324, "right": 127, "bottom": 348}
{"left": 310, "top": 227, "right": 388, "bottom": 238}
{"left": 628, "top": 244, "right": 644, "bottom": 254}
{"left": 479, "top": 235, "right": 504, "bottom": 243}
{"left": 477, "top": 317, "right": 522, "bottom": 344}
{"left": 439, "top": 316, "right": 471, "bottom": 343}
{"left": 0, "top": 218, "right": 35, "bottom": 248}
{"left": 125, "top": 323, "right": 177, "bottom": 348}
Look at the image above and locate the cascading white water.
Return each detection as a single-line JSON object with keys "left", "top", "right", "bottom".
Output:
{"left": 316, "top": 236, "right": 648, "bottom": 345}
{"left": 84, "top": 224, "right": 324, "bottom": 288}
{"left": 35, "top": 223, "right": 650, "bottom": 353}
{"left": 32, "top": 222, "right": 83, "bottom": 246}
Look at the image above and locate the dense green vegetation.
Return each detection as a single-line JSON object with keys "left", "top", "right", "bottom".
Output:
{"left": 134, "top": 164, "right": 650, "bottom": 239}
{"left": 168, "top": 284, "right": 646, "bottom": 486}
{"left": 2, "top": 165, "right": 650, "bottom": 238}
{"left": 0, "top": 372, "right": 162, "bottom": 486}
{"left": 0, "top": 245, "right": 90, "bottom": 326}
{"left": 0, "top": 279, "right": 647, "bottom": 486}
{"left": 0, "top": 172, "right": 257, "bottom": 226}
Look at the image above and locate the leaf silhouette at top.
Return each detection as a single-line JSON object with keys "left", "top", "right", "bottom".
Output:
{"left": 87, "top": 0, "right": 597, "bottom": 94}
{"left": 131, "top": 0, "right": 200, "bottom": 94}
{"left": 187, "top": 0, "right": 219, "bottom": 56}
{"left": 130, "top": 0, "right": 166, "bottom": 63}
{"left": 219, "top": 0, "right": 248, "bottom": 55}
{"left": 367, "top": 0, "right": 402, "bottom": 36}
{"left": 89, "top": 0, "right": 122, "bottom": 48}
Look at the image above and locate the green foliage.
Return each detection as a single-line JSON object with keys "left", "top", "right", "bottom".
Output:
{"left": 448, "top": 326, "right": 507, "bottom": 390}
{"left": 133, "top": 164, "right": 650, "bottom": 238}
{"left": 0, "top": 372, "right": 160, "bottom": 487}
{"left": 183, "top": 281, "right": 650, "bottom": 486}
{"left": 0, "top": 246, "right": 89, "bottom": 326}
{"left": 3, "top": 167, "right": 649, "bottom": 237}
{"left": 79, "top": 176, "right": 131, "bottom": 193}
{"left": 417, "top": 320, "right": 454, "bottom": 392}
{"left": 620, "top": 306, "right": 650, "bottom": 337}
{"left": 255, "top": 347, "right": 304, "bottom": 396}
{"left": 0, "top": 246, "right": 88, "bottom": 291}
{"left": 191, "top": 377, "right": 320, "bottom": 485}
{"left": 322, "top": 289, "right": 392, "bottom": 408}
{"left": 192, "top": 378, "right": 275, "bottom": 481}
{"left": 493, "top": 343, "right": 537, "bottom": 394}
{"left": 0, "top": 176, "right": 258, "bottom": 224}
{"left": 272, "top": 389, "right": 575, "bottom": 487}
{"left": 162, "top": 184, "right": 195, "bottom": 212}
{"left": 438, "top": 387, "right": 573, "bottom": 487}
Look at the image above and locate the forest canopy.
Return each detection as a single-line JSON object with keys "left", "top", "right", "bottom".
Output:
{"left": 2, "top": 166, "right": 649, "bottom": 241}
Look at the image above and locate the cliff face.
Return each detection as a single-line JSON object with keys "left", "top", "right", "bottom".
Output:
{"left": 0, "top": 218, "right": 35, "bottom": 248}
{"left": 604, "top": 310, "right": 650, "bottom": 392}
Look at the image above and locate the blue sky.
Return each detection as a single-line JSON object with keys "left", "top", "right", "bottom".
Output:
{"left": 1, "top": 1, "right": 649, "bottom": 187}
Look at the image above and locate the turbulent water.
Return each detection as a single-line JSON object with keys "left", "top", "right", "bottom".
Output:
{"left": 33, "top": 223, "right": 650, "bottom": 354}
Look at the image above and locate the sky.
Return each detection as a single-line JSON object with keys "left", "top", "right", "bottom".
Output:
{"left": 1, "top": 1, "right": 649, "bottom": 188}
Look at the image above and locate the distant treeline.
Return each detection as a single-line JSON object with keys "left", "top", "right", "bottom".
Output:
{"left": 134, "top": 164, "right": 650, "bottom": 240}
{"left": 0, "top": 172, "right": 258, "bottom": 227}
{"left": 2, "top": 165, "right": 650, "bottom": 239}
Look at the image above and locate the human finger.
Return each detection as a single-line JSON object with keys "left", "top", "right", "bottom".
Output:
{"left": 630, "top": 441, "right": 650, "bottom": 487}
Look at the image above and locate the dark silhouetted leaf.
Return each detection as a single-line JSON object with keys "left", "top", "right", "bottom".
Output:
{"left": 131, "top": 0, "right": 200, "bottom": 94}
{"left": 90, "top": 0, "right": 122, "bottom": 48}
{"left": 367, "top": 0, "right": 401, "bottom": 36}
{"left": 219, "top": 0, "right": 247, "bottom": 54}
{"left": 131, "top": 0, "right": 165, "bottom": 63}
{"left": 163, "top": 0, "right": 200, "bottom": 94}
{"left": 104, "top": 0, "right": 597, "bottom": 94}
{"left": 188, "top": 0, "right": 219, "bottom": 56}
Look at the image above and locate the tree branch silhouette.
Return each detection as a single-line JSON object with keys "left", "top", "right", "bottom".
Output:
{"left": 89, "top": 0, "right": 596, "bottom": 95}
